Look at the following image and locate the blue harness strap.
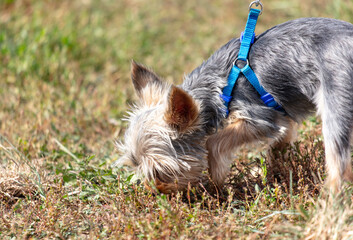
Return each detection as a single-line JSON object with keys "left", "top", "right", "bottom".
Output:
{"left": 242, "top": 64, "right": 284, "bottom": 112}
{"left": 220, "top": 7, "right": 285, "bottom": 116}
{"left": 220, "top": 66, "right": 241, "bottom": 115}
{"left": 238, "top": 8, "right": 261, "bottom": 61}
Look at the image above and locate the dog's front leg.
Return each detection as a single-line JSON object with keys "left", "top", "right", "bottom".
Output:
{"left": 206, "top": 119, "right": 262, "bottom": 187}
{"left": 267, "top": 118, "right": 298, "bottom": 171}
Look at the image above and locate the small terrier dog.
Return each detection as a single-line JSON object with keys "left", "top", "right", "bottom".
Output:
{"left": 115, "top": 18, "right": 353, "bottom": 193}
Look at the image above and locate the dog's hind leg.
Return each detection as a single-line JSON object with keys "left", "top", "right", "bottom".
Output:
{"left": 317, "top": 81, "right": 353, "bottom": 192}
{"left": 322, "top": 122, "right": 353, "bottom": 192}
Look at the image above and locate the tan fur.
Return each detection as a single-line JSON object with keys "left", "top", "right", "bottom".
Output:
{"left": 144, "top": 179, "right": 179, "bottom": 194}
{"left": 164, "top": 86, "right": 199, "bottom": 132}
{"left": 206, "top": 118, "right": 261, "bottom": 186}
{"left": 324, "top": 146, "right": 353, "bottom": 193}
{"left": 140, "top": 82, "right": 170, "bottom": 107}
{"left": 325, "top": 146, "right": 350, "bottom": 193}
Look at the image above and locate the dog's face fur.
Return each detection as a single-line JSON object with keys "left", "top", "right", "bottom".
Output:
{"left": 116, "top": 62, "right": 209, "bottom": 193}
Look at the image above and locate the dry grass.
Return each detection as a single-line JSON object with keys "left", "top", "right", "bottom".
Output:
{"left": 1, "top": 0, "right": 353, "bottom": 239}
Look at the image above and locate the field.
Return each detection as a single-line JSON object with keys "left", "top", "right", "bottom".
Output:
{"left": 1, "top": 0, "right": 353, "bottom": 239}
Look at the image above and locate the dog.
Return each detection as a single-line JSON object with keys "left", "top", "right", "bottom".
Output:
{"left": 114, "top": 17, "right": 353, "bottom": 194}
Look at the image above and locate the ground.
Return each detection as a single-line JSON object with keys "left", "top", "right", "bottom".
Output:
{"left": 1, "top": 0, "right": 353, "bottom": 239}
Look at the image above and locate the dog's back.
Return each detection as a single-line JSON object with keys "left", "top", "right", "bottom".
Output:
{"left": 252, "top": 18, "right": 353, "bottom": 120}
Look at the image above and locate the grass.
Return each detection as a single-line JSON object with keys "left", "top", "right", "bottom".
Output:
{"left": 1, "top": 0, "right": 353, "bottom": 239}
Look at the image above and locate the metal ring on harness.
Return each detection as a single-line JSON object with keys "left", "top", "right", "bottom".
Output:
{"left": 249, "top": 0, "right": 263, "bottom": 15}
{"left": 233, "top": 58, "right": 249, "bottom": 69}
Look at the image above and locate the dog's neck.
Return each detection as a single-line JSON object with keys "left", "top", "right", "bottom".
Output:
{"left": 181, "top": 38, "right": 241, "bottom": 133}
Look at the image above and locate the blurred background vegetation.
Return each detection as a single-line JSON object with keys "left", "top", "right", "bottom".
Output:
{"left": 0, "top": 0, "right": 353, "bottom": 238}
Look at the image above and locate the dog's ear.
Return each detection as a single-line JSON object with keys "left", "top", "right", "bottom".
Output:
{"left": 131, "top": 60, "right": 162, "bottom": 97}
{"left": 165, "top": 86, "right": 199, "bottom": 132}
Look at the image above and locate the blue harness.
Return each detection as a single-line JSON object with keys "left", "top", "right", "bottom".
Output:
{"left": 220, "top": 6, "right": 285, "bottom": 116}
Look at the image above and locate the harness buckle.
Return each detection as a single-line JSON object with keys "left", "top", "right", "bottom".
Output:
{"left": 249, "top": 0, "right": 263, "bottom": 15}
{"left": 233, "top": 58, "right": 249, "bottom": 69}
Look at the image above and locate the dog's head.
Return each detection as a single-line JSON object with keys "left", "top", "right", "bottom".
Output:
{"left": 114, "top": 61, "right": 209, "bottom": 193}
